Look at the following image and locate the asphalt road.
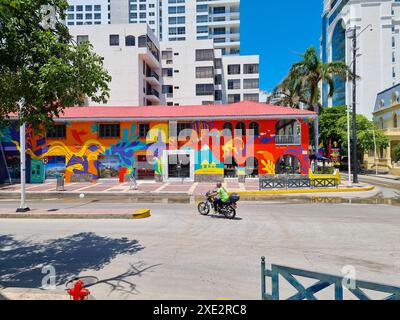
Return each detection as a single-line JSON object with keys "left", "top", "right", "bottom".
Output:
{"left": 1, "top": 197, "right": 400, "bottom": 300}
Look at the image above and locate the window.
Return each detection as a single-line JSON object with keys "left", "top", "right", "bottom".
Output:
{"left": 394, "top": 114, "right": 398, "bottom": 128}
{"left": 85, "top": 5, "right": 92, "bottom": 11}
{"left": 244, "top": 93, "right": 259, "bottom": 102}
{"left": 162, "top": 68, "right": 173, "bottom": 77}
{"left": 162, "top": 50, "right": 173, "bottom": 60}
{"left": 94, "top": 13, "right": 101, "bottom": 19}
{"left": 125, "top": 35, "right": 135, "bottom": 46}
{"left": 195, "top": 49, "right": 214, "bottom": 61}
{"left": 215, "top": 90, "right": 222, "bottom": 101}
{"left": 197, "top": 4, "right": 208, "bottom": 12}
{"left": 47, "top": 125, "right": 66, "bottom": 139}
{"left": 197, "top": 25, "right": 208, "bottom": 34}
{"left": 139, "top": 123, "right": 149, "bottom": 138}
{"left": 235, "top": 122, "right": 246, "bottom": 136}
{"left": 222, "top": 122, "right": 233, "bottom": 134}
{"left": 214, "top": 58, "right": 222, "bottom": 69}
{"left": 244, "top": 64, "right": 259, "bottom": 74}
{"left": 196, "top": 66, "right": 214, "bottom": 78}
{"left": 162, "top": 85, "right": 173, "bottom": 94}
{"left": 109, "top": 34, "right": 119, "bottom": 46}
{"left": 76, "top": 35, "right": 89, "bottom": 44}
{"left": 197, "top": 15, "right": 208, "bottom": 23}
{"left": 196, "top": 84, "right": 214, "bottom": 96}
{"left": 215, "top": 74, "right": 222, "bottom": 85}
{"left": 228, "top": 64, "right": 240, "bottom": 75}
{"left": 99, "top": 124, "right": 120, "bottom": 138}
{"left": 228, "top": 79, "right": 240, "bottom": 90}
{"left": 94, "top": 5, "right": 101, "bottom": 11}
{"left": 243, "top": 79, "right": 259, "bottom": 89}
{"left": 249, "top": 122, "right": 259, "bottom": 136}
{"left": 228, "top": 94, "right": 240, "bottom": 104}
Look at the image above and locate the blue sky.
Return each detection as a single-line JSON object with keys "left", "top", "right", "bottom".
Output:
{"left": 240, "top": 0, "right": 323, "bottom": 93}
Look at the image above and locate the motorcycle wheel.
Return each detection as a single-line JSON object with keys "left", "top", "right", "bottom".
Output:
{"left": 223, "top": 205, "right": 236, "bottom": 219}
{"left": 198, "top": 202, "right": 210, "bottom": 215}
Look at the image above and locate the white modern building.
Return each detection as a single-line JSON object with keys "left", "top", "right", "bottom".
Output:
{"left": 160, "top": 39, "right": 259, "bottom": 106}
{"left": 321, "top": 0, "right": 400, "bottom": 118}
{"left": 107, "top": 0, "right": 240, "bottom": 55}
{"left": 69, "top": 24, "right": 164, "bottom": 106}
{"left": 66, "top": 0, "right": 109, "bottom": 26}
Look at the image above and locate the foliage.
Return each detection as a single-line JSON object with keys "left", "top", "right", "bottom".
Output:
{"left": 0, "top": 0, "right": 111, "bottom": 128}
{"left": 269, "top": 47, "right": 354, "bottom": 113}
{"left": 394, "top": 144, "right": 400, "bottom": 162}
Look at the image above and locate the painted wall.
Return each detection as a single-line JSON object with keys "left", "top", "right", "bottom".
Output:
{"left": 0, "top": 118, "right": 311, "bottom": 182}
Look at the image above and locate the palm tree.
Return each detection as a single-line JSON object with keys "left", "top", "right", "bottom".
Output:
{"left": 281, "top": 46, "right": 354, "bottom": 160}
{"left": 268, "top": 74, "right": 308, "bottom": 108}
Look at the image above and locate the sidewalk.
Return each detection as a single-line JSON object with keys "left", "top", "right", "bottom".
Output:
{"left": 0, "top": 179, "right": 375, "bottom": 199}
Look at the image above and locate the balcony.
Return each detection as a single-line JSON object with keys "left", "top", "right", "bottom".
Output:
{"left": 275, "top": 135, "right": 301, "bottom": 146}
{"left": 146, "top": 88, "right": 160, "bottom": 103}
{"left": 145, "top": 71, "right": 160, "bottom": 86}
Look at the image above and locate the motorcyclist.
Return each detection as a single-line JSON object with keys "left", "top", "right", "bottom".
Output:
{"left": 211, "top": 182, "right": 229, "bottom": 212}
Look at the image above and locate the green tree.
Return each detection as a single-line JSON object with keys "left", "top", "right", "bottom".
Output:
{"left": 267, "top": 74, "right": 308, "bottom": 108}
{"left": 271, "top": 46, "right": 354, "bottom": 153}
{"left": 336, "top": 114, "right": 389, "bottom": 159}
{"left": 0, "top": 0, "right": 111, "bottom": 128}
{"left": 393, "top": 144, "right": 400, "bottom": 162}
{"left": 319, "top": 105, "right": 347, "bottom": 146}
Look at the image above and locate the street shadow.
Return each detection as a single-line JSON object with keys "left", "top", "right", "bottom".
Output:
{"left": 207, "top": 214, "right": 243, "bottom": 221}
{"left": 84, "top": 262, "right": 162, "bottom": 296}
{"left": 0, "top": 233, "right": 144, "bottom": 289}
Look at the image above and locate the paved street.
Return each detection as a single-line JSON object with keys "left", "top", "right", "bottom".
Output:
{"left": 1, "top": 185, "right": 400, "bottom": 299}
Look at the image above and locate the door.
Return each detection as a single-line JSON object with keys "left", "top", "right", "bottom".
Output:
{"left": 168, "top": 154, "right": 191, "bottom": 179}
{"left": 30, "top": 159, "right": 45, "bottom": 183}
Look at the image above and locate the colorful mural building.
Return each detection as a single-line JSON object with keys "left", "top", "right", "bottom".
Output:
{"left": 0, "top": 101, "right": 316, "bottom": 184}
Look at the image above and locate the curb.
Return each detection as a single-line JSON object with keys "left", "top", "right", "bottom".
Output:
{"left": 234, "top": 186, "right": 375, "bottom": 195}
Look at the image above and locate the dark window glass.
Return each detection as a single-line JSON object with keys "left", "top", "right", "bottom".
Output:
{"left": 109, "top": 34, "right": 119, "bottom": 46}
{"left": 139, "top": 123, "right": 150, "bottom": 138}
{"left": 47, "top": 125, "right": 66, "bottom": 139}
{"left": 249, "top": 122, "right": 259, "bottom": 136}
{"left": 125, "top": 35, "right": 135, "bottom": 46}
{"left": 235, "top": 122, "right": 246, "bottom": 136}
{"left": 99, "top": 124, "right": 120, "bottom": 138}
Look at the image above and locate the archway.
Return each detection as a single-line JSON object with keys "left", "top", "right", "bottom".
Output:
{"left": 224, "top": 156, "right": 237, "bottom": 178}
{"left": 245, "top": 157, "right": 259, "bottom": 177}
{"left": 275, "top": 155, "right": 301, "bottom": 174}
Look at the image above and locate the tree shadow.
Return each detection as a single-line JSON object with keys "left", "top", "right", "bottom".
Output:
{"left": 85, "top": 262, "right": 162, "bottom": 296}
{"left": 0, "top": 233, "right": 144, "bottom": 289}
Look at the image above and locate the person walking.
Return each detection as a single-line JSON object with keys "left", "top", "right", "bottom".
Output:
{"left": 129, "top": 166, "right": 138, "bottom": 190}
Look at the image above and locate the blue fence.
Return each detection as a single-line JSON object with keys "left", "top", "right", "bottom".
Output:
{"left": 261, "top": 257, "right": 400, "bottom": 300}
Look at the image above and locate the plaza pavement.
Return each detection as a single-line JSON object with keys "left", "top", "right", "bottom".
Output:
{"left": 0, "top": 178, "right": 374, "bottom": 200}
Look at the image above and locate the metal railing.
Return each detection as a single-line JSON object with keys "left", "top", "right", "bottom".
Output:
{"left": 261, "top": 257, "right": 400, "bottom": 300}
{"left": 275, "top": 135, "right": 301, "bottom": 145}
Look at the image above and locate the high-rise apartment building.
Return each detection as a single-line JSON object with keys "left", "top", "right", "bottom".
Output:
{"left": 66, "top": 0, "right": 109, "bottom": 25}
{"left": 160, "top": 39, "right": 259, "bottom": 106}
{"left": 108, "top": 0, "right": 240, "bottom": 56}
{"left": 321, "top": 0, "right": 400, "bottom": 117}
{"left": 69, "top": 24, "right": 164, "bottom": 106}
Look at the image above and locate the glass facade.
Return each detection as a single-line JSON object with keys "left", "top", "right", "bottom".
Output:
{"left": 331, "top": 20, "right": 346, "bottom": 106}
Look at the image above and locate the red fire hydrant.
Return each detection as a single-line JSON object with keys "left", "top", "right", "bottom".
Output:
{"left": 67, "top": 280, "right": 90, "bottom": 300}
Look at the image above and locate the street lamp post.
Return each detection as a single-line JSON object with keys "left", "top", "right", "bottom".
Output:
{"left": 351, "top": 27, "right": 359, "bottom": 184}
{"left": 371, "top": 128, "right": 378, "bottom": 176}
{"left": 346, "top": 105, "right": 352, "bottom": 187}
{"left": 16, "top": 98, "right": 30, "bottom": 213}
{"left": 348, "top": 24, "right": 373, "bottom": 184}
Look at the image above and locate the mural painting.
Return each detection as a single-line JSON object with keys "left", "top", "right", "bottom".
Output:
{"left": 0, "top": 118, "right": 311, "bottom": 183}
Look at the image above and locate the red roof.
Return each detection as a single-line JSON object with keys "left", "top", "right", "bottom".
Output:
{"left": 54, "top": 101, "right": 316, "bottom": 121}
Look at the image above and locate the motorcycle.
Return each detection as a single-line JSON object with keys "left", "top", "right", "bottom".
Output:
{"left": 197, "top": 189, "right": 240, "bottom": 219}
